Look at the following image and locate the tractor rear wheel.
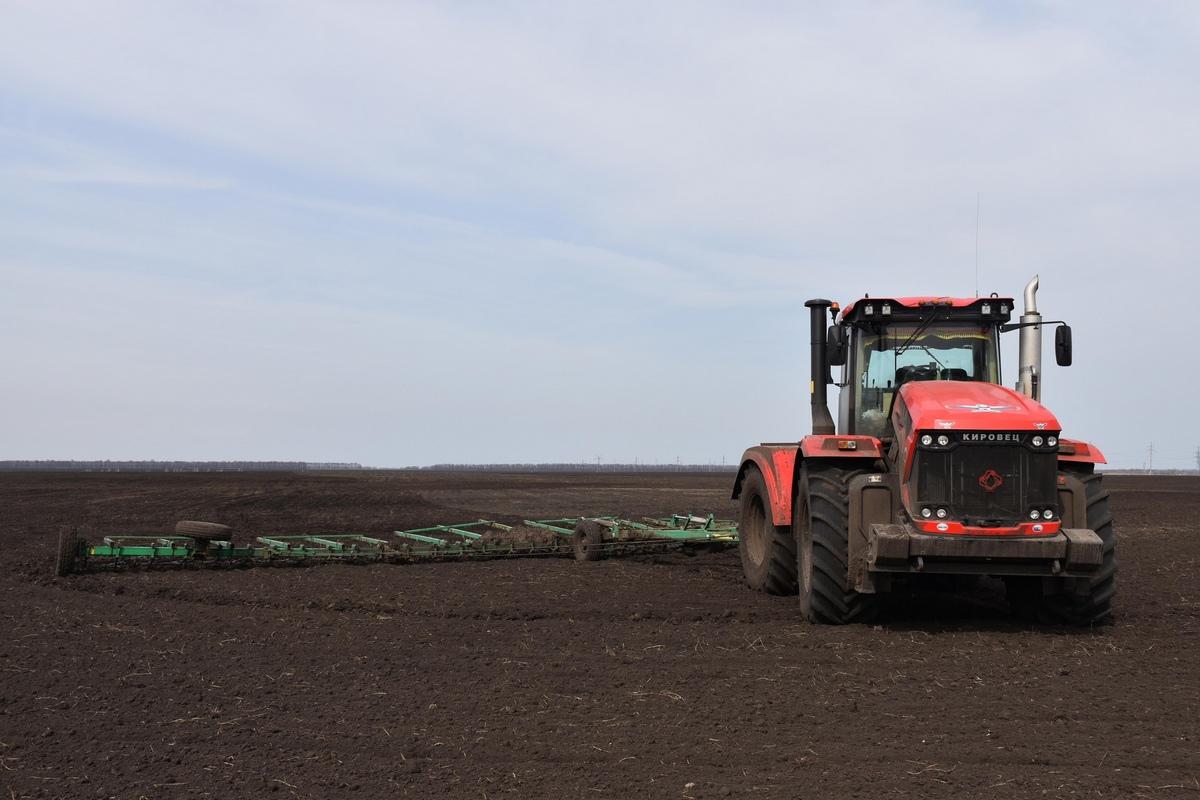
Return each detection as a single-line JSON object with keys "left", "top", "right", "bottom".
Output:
{"left": 796, "top": 462, "right": 877, "bottom": 624}
{"left": 573, "top": 520, "right": 606, "bottom": 562}
{"left": 736, "top": 466, "right": 797, "bottom": 595}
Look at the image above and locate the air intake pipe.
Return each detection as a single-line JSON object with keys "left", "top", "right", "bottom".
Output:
{"left": 804, "top": 299, "right": 836, "bottom": 435}
{"left": 1015, "top": 275, "right": 1042, "bottom": 402}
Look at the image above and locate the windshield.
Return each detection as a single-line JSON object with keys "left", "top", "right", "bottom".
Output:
{"left": 852, "top": 323, "right": 1000, "bottom": 437}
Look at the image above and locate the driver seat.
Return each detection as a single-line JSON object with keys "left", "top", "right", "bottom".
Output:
{"left": 894, "top": 365, "right": 937, "bottom": 387}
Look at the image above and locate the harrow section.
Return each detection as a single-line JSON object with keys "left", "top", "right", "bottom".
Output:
{"left": 54, "top": 514, "right": 737, "bottom": 576}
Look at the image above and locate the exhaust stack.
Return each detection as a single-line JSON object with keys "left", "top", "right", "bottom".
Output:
{"left": 804, "top": 299, "right": 836, "bottom": 435}
{"left": 1016, "top": 275, "right": 1042, "bottom": 402}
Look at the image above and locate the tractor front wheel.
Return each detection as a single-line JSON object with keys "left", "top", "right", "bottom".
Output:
{"left": 736, "top": 467, "right": 797, "bottom": 595}
{"left": 796, "top": 462, "right": 877, "bottom": 624}
{"left": 1007, "top": 467, "right": 1116, "bottom": 626}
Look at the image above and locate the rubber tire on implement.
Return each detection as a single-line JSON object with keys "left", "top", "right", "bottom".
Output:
{"left": 175, "top": 520, "right": 233, "bottom": 542}
{"left": 1008, "top": 466, "right": 1116, "bottom": 626}
{"left": 55, "top": 527, "right": 79, "bottom": 577}
{"left": 796, "top": 462, "right": 877, "bottom": 624}
{"left": 573, "top": 520, "right": 607, "bottom": 562}
{"left": 737, "top": 466, "right": 797, "bottom": 595}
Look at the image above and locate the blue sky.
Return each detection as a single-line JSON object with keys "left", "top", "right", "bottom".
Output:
{"left": 2, "top": 1, "right": 1197, "bottom": 468}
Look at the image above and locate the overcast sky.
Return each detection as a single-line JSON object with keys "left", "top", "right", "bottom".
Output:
{"left": 1, "top": 2, "right": 1196, "bottom": 468}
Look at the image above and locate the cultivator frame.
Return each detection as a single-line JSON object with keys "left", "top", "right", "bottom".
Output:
{"left": 54, "top": 514, "right": 737, "bottom": 576}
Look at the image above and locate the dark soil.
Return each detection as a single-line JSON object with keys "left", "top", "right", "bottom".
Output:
{"left": 0, "top": 471, "right": 1197, "bottom": 799}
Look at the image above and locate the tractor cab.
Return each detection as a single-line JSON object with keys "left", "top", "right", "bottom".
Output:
{"left": 831, "top": 297, "right": 1013, "bottom": 438}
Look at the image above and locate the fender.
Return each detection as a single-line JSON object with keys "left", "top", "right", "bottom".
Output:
{"left": 732, "top": 436, "right": 884, "bottom": 527}
{"left": 1057, "top": 438, "right": 1106, "bottom": 466}
{"left": 799, "top": 434, "right": 885, "bottom": 460}
{"left": 732, "top": 444, "right": 799, "bottom": 526}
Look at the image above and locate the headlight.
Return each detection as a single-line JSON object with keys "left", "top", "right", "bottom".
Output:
{"left": 936, "top": 508, "right": 948, "bottom": 519}
{"left": 1047, "top": 436, "right": 1058, "bottom": 447}
{"left": 921, "top": 507, "right": 932, "bottom": 518}
{"left": 1044, "top": 509, "right": 1054, "bottom": 520}
{"left": 936, "top": 435, "right": 950, "bottom": 446}
{"left": 1029, "top": 509, "right": 1040, "bottom": 520}
{"left": 920, "top": 434, "right": 933, "bottom": 446}
{"left": 1032, "top": 435, "right": 1044, "bottom": 447}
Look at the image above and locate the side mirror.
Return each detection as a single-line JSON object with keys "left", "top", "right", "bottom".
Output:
{"left": 1055, "top": 325, "right": 1073, "bottom": 367}
{"left": 827, "top": 325, "right": 847, "bottom": 366}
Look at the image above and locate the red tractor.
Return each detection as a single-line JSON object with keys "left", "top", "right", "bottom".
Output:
{"left": 732, "top": 277, "right": 1114, "bottom": 625}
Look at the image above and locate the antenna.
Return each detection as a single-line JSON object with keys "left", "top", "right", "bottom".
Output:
{"left": 974, "top": 193, "right": 981, "bottom": 297}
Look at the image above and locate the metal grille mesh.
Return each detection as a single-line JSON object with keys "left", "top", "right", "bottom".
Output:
{"left": 915, "top": 445, "right": 1057, "bottom": 526}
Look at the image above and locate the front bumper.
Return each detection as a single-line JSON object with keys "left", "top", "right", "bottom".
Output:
{"left": 863, "top": 523, "right": 1103, "bottom": 584}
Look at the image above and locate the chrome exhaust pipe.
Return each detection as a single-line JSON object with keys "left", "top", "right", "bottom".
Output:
{"left": 1016, "top": 275, "right": 1041, "bottom": 401}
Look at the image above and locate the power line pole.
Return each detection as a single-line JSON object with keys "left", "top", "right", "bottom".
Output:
{"left": 1147, "top": 442, "right": 1154, "bottom": 475}
{"left": 1194, "top": 446, "right": 1199, "bottom": 474}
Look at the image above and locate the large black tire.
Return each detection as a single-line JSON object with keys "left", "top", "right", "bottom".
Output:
{"left": 1011, "top": 466, "right": 1116, "bottom": 626}
{"left": 573, "top": 520, "right": 607, "bottom": 562}
{"left": 55, "top": 527, "right": 79, "bottom": 577}
{"left": 796, "top": 463, "right": 877, "bottom": 624}
{"left": 175, "top": 520, "right": 233, "bottom": 542}
{"left": 737, "top": 467, "right": 797, "bottom": 595}
{"left": 1003, "top": 465, "right": 1113, "bottom": 628}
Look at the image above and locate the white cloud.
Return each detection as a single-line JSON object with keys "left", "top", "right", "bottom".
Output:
{"left": 0, "top": 1, "right": 1197, "bottom": 465}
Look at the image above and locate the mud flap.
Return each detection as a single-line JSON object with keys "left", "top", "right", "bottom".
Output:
{"left": 1057, "top": 473, "right": 1088, "bottom": 529}
{"left": 847, "top": 472, "right": 900, "bottom": 593}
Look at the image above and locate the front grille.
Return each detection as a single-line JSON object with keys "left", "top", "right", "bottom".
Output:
{"left": 914, "top": 444, "right": 1057, "bottom": 526}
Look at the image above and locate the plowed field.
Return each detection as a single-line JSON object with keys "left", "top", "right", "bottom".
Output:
{"left": 0, "top": 471, "right": 1197, "bottom": 799}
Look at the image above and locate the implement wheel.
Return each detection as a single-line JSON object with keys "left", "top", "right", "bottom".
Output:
{"left": 796, "top": 462, "right": 877, "bottom": 624}
{"left": 1008, "top": 467, "right": 1116, "bottom": 626}
{"left": 573, "top": 520, "right": 607, "bottom": 562}
{"left": 55, "top": 527, "right": 80, "bottom": 577}
{"left": 175, "top": 520, "right": 233, "bottom": 542}
{"left": 737, "top": 466, "right": 797, "bottom": 595}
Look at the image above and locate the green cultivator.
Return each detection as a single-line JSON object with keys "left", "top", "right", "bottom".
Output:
{"left": 54, "top": 514, "right": 737, "bottom": 576}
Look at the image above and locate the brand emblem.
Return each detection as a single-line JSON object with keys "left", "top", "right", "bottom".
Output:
{"left": 951, "top": 403, "right": 1015, "bottom": 414}
{"left": 960, "top": 432, "right": 1024, "bottom": 443}
{"left": 978, "top": 469, "right": 1004, "bottom": 493}
{"left": 1034, "top": 422, "right": 1047, "bottom": 430}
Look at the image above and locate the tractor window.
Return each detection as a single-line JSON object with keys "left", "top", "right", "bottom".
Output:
{"left": 852, "top": 324, "right": 999, "bottom": 437}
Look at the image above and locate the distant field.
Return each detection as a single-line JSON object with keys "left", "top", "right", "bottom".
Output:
{"left": 0, "top": 471, "right": 1196, "bottom": 799}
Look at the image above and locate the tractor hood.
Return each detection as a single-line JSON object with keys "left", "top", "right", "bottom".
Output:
{"left": 897, "top": 381, "right": 1061, "bottom": 433}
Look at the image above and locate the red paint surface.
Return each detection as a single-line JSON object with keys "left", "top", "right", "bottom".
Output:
{"left": 799, "top": 435, "right": 884, "bottom": 459}
{"left": 840, "top": 295, "right": 1013, "bottom": 319}
{"left": 1057, "top": 438, "right": 1107, "bottom": 464}
{"left": 900, "top": 380, "right": 1061, "bottom": 435}
{"left": 737, "top": 445, "right": 798, "bottom": 526}
{"left": 911, "top": 519, "right": 1061, "bottom": 536}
